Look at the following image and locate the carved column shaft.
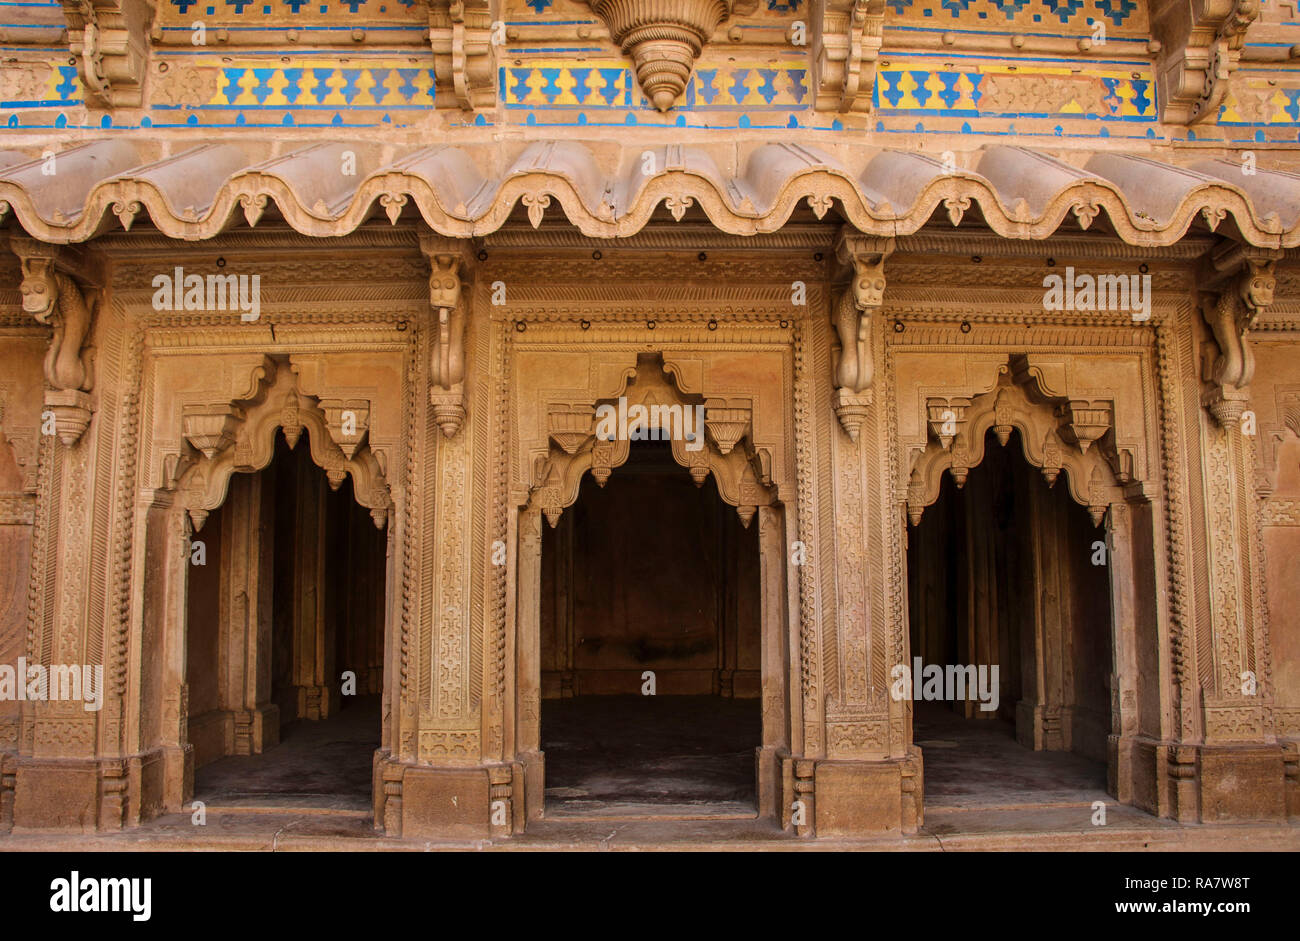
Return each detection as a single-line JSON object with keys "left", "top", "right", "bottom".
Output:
{"left": 291, "top": 454, "right": 334, "bottom": 721}
{"left": 218, "top": 472, "right": 278, "bottom": 755}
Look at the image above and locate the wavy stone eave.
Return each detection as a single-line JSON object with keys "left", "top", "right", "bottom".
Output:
{"left": 0, "top": 141, "right": 1297, "bottom": 249}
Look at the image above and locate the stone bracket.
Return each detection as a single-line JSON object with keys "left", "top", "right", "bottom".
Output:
{"left": 926, "top": 396, "right": 971, "bottom": 450}
{"left": 12, "top": 238, "right": 105, "bottom": 447}
{"left": 831, "top": 229, "right": 894, "bottom": 439}
{"left": 320, "top": 398, "right": 371, "bottom": 460}
{"left": 182, "top": 403, "right": 245, "bottom": 460}
{"left": 704, "top": 398, "right": 752, "bottom": 455}
{"left": 427, "top": 0, "right": 497, "bottom": 111}
{"left": 61, "top": 0, "right": 155, "bottom": 109}
{"left": 420, "top": 234, "right": 476, "bottom": 436}
{"left": 1056, "top": 400, "right": 1113, "bottom": 454}
{"left": 812, "top": 0, "right": 887, "bottom": 114}
{"left": 547, "top": 402, "right": 596, "bottom": 454}
{"left": 1153, "top": 0, "right": 1260, "bottom": 125}
{"left": 1197, "top": 239, "right": 1281, "bottom": 427}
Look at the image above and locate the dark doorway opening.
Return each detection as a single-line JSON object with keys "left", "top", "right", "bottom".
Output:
{"left": 186, "top": 430, "right": 385, "bottom": 811}
{"left": 906, "top": 428, "right": 1112, "bottom": 811}
{"left": 540, "top": 441, "right": 762, "bottom": 816}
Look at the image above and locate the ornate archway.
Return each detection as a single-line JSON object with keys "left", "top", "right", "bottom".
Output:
{"left": 509, "top": 348, "right": 795, "bottom": 825}
{"left": 151, "top": 355, "right": 396, "bottom": 812}
{"left": 900, "top": 355, "right": 1153, "bottom": 808}
{"left": 904, "top": 356, "right": 1132, "bottom": 529}
{"left": 168, "top": 357, "right": 392, "bottom": 533}
{"left": 524, "top": 353, "right": 777, "bottom": 528}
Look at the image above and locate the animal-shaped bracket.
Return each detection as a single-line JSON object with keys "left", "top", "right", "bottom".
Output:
{"left": 832, "top": 229, "right": 894, "bottom": 442}
{"left": 420, "top": 234, "right": 476, "bottom": 437}
{"left": 1197, "top": 239, "right": 1281, "bottom": 428}
{"left": 12, "top": 238, "right": 103, "bottom": 446}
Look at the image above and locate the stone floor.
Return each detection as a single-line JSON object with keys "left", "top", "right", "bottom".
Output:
{"left": 541, "top": 694, "right": 760, "bottom": 817}
{"left": 916, "top": 702, "right": 1110, "bottom": 810}
{"left": 193, "top": 695, "right": 379, "bottom": 812}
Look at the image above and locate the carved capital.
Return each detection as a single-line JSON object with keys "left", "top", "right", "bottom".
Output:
{"left": 812, "top": 0, "right": 886, "bottom": 114}
{"left": 580, "top": 0, "right": 735, "bottom": 112}
{"left": 182, "top": 403, "right": 245, "bottom": 460}
{"left": 319, "top": 398, "right": 371, "bottom": 460}
{"left": 43, "top": 389, "right": 93, "bottom": 447}
{"left": 427, "top": 0, "right": 497, "bottom": 110}
{"left": 1197, "top": 239, "right": 1281, "bottom": 427}
{"left": 61, "top": 0, "right": 155, "bottom": 109}
{"left": 926, "top": 396, "right": 971, "bottom": 450}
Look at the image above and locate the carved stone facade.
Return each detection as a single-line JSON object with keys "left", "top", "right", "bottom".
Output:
{"left": 0, "top": 0, "right": 1298, "bottom": 844}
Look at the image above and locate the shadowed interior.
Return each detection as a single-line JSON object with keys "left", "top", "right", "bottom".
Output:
{"left": 540, "top": 440, "right": 762, "bottom": 813}
{"left": 907, "top": 427, "right": 1113, "bottom": 808}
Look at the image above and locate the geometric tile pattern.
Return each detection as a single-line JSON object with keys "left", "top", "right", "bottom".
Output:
{"left": 501, "top": 61, "right": 811, "bottom": 111}
{"left": 885, "top": 0, "right": 1146, "bottom": 30}
{"left": 875, "top": 63, "right": 1156, "bottom": 121}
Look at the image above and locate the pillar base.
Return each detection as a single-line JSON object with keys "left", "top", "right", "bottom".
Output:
{"left": 231, "top": 704, "right": 280, "bottom": 756}
{"left": 296, "top": 684, "right": 339, "bottom": 721}
{"left": 10, "top": 749, "right": 168, "bottom": 832}
{"left": 372, "top": 752, "right": 495, "bottom": 840}
{"left": 785, "top": 750, "right": 923, "bottom": 837}
{"left": 1197, "top": 743, "right": 1289, "bottom": 822}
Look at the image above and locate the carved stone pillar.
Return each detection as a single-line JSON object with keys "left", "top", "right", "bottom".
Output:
{"left": 754, "top": 505, "right": 788, "bottom": 819}
{"left": 9, "top": 240, "right": 110, "bottom": 829}
{"left": 1158, "top": 265, "right": 1290, "bottom": 822}
{"left": 377, "top": 281, "right": 492, "bottom": 841}
{"left": 218, "top": 473, "right": 279, "bottom": 755}
{"left": 291, "top": 453, "right": 336, "bottom": 722}
{"left": 961, "top": 467, "right": 1000, "bottom": 723}
{"left": 515, "top": 507, "right": 545, "bottom": 821}
{"left": 1018, "top": 477, "right": 1069, "bottom": 748}
{"left": 1105, "top": 501, "right": 1141, "bottom": 805}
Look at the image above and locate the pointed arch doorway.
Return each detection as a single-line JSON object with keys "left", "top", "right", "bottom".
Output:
{"left": 539, "top": 438, "right": 763, "bottom": 815}
{"left": 184, "top": 431, "right": 386, "bottom": 811}
{"left": 903, "top": 369, "right": 1148, "bottom": 815}
{"left": 513, "top": 352, "right": 793, "bottom": 824}
{"left": 159, "top": 357, "right": 395, "bottom": 817}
